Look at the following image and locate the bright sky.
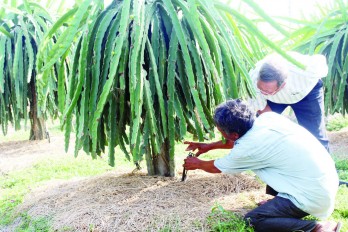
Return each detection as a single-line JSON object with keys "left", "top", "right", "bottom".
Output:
{"left": 104, "top": 0, "right": 336, "bottom": 18}
{"left": 247, "top": 0, "right": 335, "bottom": 18}
{"left": 11, "top": 0, "right": 336, "bottom": 27}
{"left": 18, "top": 0, "right": 336, "bottom": 19}
{"left": 226, "top": 0, "right": 336, "bottom": 38}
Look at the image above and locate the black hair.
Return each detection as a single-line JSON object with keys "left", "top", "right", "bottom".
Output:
{"left": 213, "top": 99, "right": 255, "bottom": 137}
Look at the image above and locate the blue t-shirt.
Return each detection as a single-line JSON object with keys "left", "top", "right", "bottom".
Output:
{"left": 214, "top": 112, "right": 338, "bottom": 219}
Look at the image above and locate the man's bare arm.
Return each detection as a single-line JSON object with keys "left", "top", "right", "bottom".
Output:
{"left": 184, "top": 140, "right": 234, "bottom": 156}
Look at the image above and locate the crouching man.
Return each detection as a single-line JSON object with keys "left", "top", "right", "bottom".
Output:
{"left": 184, "top": 99, "right": 341, "bottom": 232}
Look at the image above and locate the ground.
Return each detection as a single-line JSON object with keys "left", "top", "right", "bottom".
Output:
{"left": 328, "top": 127, "right": 348, "bottom": 159}
{"left": 0, "top": 129, "right": 347, "bottom": 231}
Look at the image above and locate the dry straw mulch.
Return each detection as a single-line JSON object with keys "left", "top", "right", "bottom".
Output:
{"left": 16, "top": 170, "right": 265, "bottom": 232}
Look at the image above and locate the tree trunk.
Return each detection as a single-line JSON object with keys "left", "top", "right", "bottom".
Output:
{"left": 146, "top": 138, "right": 175, "bottom": 177}
{"left": 29, "top": 114, "right": 47, "bottom": 140}
{"left": 28, "top": 78, "right": 48, "bottom": 141}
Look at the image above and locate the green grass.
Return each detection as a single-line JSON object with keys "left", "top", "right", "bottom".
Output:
{"left": 327, "top": 114, "right": 348, "bottom": 132}
{"left": 336, "top": 158, "right": 348, "bottom": 181}
{"left": 207, "top": 204, "right": 254, "bottom": 232}
{"left": 15, "top": 213, "right": 52, "bottom": 232}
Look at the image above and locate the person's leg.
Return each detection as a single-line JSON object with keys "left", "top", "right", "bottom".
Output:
{"left": 245, "top": 196, "right": 316, "bottom": 232}
{"left": 291, "top": 80, "right": 329, "bottom": 151}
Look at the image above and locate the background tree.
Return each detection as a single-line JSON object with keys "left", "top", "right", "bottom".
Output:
{"left": 0, "top": 0, "right": 98, "bottom": 140}
{"left": 0, "top": 1, "right": 62, "bottom": 140}
{"left": 287, "top": 0, "right": 348, "bottom": 115}
{"left": 37, "top": 0, "right": 297, "bottom": 176}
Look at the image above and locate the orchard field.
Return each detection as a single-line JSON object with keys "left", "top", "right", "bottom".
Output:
{"left": 1, "top": 0, "right": 348, "bottom": 231}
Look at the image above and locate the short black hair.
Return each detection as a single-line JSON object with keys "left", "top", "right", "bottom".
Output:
{"left": 259, "top": 61, "right": 287, "bottom": 87}
{"left": 213, "top": 99, "right": 255, "bottom": 137}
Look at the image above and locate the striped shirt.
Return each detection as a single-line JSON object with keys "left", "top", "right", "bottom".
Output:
{"left": 248, "top": 52, "right": 328, "bottom": 110}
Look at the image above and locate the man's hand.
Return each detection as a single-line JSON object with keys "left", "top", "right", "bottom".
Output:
{"left": 184, "top": 140, "right": 234, "bottom": 156}
{"left": 184, "top": 141, "right": 210, "bottom": 156}
{"left": 183, "top": 156, "right": 201, "bottom": 170}
{"left": 257, "top": 104, "right": 272, "bottom": 116}
{"left": 183, "top": 156, "right": 221, "bottom": 173}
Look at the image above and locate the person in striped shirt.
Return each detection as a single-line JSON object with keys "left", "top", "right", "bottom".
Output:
{"left": 249, "top": 51, "right": 348, "bottom": 188}
{"left": 249, "top": 51, "right": 329, "bottom": 151}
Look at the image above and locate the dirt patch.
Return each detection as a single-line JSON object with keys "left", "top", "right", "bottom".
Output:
{"left": 16, "top": 171, "right": 264, "bottom": 232}
{"left": 0, "top": 137, "right": 64, "bottom": 173}
{"left": 328, "top": 127, "right": 348, "bottom": 158}
{"left": 0, "top": 134, "right": 73, "bottom": 174}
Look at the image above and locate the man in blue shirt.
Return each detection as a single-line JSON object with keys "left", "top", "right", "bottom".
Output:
{"left": 184, "top": 99, "right": 341, "bottom": 232}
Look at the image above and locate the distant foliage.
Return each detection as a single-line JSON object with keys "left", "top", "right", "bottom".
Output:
{"left": 289, "top": 0, "right": 348, "bottom": 115}
{"left": 0, "top": 1, "right": 60, "bottom": 137}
